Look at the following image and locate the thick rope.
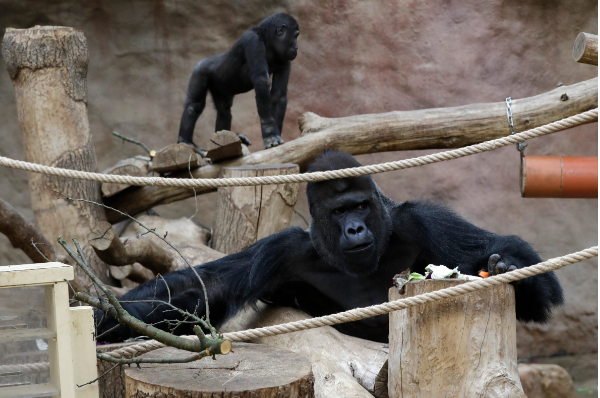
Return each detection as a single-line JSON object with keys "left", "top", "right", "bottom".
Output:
{"left": 0, "top": 109, "right": 597, "bottom": 188}
{"left": 0, "top": 362, "right": 49, "bottom": 375}
{"left": 100, "top": 246, "right": 597, "bottom": 359}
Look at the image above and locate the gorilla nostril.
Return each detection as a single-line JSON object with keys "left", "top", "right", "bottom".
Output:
{"left": 347, "top": 228, "right": 356, "bottom": 235}
{"left": 356, "top": 226, "right": 364, "bottom": 234}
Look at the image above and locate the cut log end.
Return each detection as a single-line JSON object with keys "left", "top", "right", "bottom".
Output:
{"left": 151, "top": 143, "right": 207, "bottom": 174}
{"left": 124, "top": 344, "right": 314, "bottom": 398}
{"left": 206, "top": 130, "right": 244, "bottom": 163}
{"left": 573, "top": 32, "right": 598, "bottom": 66}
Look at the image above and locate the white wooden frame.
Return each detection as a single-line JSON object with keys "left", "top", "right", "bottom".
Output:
{"left": 0, "top": 263, "right": 98, "bottom": 398}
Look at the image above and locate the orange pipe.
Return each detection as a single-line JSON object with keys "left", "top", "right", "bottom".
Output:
{"left": 520, "top": 156, "right": 598, "bottom": 198}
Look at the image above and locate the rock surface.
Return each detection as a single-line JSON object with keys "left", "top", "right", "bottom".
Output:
{"left": 0, "top": 0, "right": 596, "bottom": 357}
{"left": 518, "top": 363, "right": 577, "bottom": 398}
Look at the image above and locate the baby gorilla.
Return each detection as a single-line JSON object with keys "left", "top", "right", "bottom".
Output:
{"left": 177, "top": 13, "right": 299, "bottom": 150}
{"left": 97, "top": 151, "right": 564, "bottom": 343}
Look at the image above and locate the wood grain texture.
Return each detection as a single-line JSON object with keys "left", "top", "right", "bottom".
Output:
{"left": 151, "top": 143, "right": 207, "bottom": 174}
{"left": 104, "top": 78, "right": 597, "bottom": 223}
{"left": 211, "top": 164, "right": 300, "bottom": 254}
{"left": 388, "top": 280, "right": 525, "bottom": 398}
{"left": 206, "top": 130, "right": 244, "bottom": 163}
{"left": 124, "top": 343, "right": 314, "bottom": 397}
{"left": 96, "top": 342, "right": 139, "bottom": 398}
{"left": 221, "top": 305, "right": 389, "bottom": 398}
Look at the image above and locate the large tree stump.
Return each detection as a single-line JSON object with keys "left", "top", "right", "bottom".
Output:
{"left": 222, "top": 305, "right": 389, "bottom": 398}
{"left": 388, "top": 280, "right": 526, "bottom": 398}
{"left": 211, "top": 164, "right": 300, "bottom": 254}
{"left": 2, "top": 26, "right": 111, "bottom": 290}
{"left": 124, "top": 343, "right": 314, "bottom": 397}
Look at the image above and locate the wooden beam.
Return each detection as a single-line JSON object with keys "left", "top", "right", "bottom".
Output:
{"left": 105, "top": 78, "right": 597, "bottom": 223}
{"left": 573, "top": 32, "right": 598, "bottom": 66}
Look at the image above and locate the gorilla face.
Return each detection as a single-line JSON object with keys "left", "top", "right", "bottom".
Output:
{"left": 307, "top": 152, "right": 392, "bottom": 276}
{"left": 273, "top": 22, "right": 299, "bottom": 61}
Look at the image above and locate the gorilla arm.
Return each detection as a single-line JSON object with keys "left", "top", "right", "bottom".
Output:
{"left": 244, "top": 34, "right": 281, "bottom": 146}
{"left": 96, "top": 227, "right": 312, "bottom": 342}
{"left": 393, "top": 200, "right": 564, "bottom": 323}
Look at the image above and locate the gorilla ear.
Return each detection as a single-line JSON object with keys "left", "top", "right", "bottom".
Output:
{"left": 276, "top": 24, "right": 287, "bottom": 36}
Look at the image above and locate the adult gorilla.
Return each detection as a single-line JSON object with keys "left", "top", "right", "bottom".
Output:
{"left": 98, "top": 151, "right": 563, "bottom": 343}
{"left": 177, "top": 13, "right": 299, "bottom": 149}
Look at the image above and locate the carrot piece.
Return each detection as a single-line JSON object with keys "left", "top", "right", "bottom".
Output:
{"left": 478, "top": 270, "right": 489, "bottom": 278}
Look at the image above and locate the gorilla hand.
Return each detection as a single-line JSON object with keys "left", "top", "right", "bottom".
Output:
{"left": 487, "top": 253, "right": 520, "bottom": 285}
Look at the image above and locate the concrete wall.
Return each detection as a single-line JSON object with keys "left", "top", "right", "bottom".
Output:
{"left": 0, "top": 0, "right": 597, "bottom": 357}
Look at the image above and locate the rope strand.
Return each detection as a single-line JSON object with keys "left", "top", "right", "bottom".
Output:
{"left": 0, "top": 109, "right": 596, "bottom": 188}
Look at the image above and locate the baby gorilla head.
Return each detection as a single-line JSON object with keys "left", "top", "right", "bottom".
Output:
{"left": 306, "top": 151, "right": 392, "bottom": 276}
{"left": 261, "top": 13, "right": 299, "bottom": 61}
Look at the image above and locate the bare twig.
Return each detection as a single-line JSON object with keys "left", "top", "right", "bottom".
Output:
{"left": 77, "top": 362, "right": 120, "bottom": 387}
{"left": 56, "top": 191, "right": 212, "bottom": 331}
{"left": 58, "top": 240, "right": 230, "bottom": 363}
{"left": 112, "top": 131, "right": 152, "bottom": 156}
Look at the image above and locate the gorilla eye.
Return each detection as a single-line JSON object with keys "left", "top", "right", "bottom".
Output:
{"left": 333, "top": 208, "right": 343, "bottom": 215}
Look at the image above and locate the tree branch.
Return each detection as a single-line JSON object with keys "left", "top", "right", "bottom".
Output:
{"left": 104, "top": 78, "right": 598, "bottom": 222}
{"left": 59, "top": 238, "right": 231, "bottom": 362}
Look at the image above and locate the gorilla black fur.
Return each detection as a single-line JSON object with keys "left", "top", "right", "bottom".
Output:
{"left": 98, "top": 151, "right": 563, "bottom": 343}
{"left": 177, "top": 13, "right": 299, "bottom": 149}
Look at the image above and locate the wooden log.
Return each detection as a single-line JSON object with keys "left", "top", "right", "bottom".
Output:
{"left": 119, "top": 214, "right": 221, "bottom": 268}
{"left": 151, "top": 143, "right": 208, "bottom": 174}
{"left": 108, "top": 262, "right": 154, "bottom": 284}
{"left": 221, "top": 305, "right": 389, "bottom": 398}
{"left": 124, "top": 343, "right": 314, "bottom": 397}
{"left": 205, "top": 130, "right": 244, "bottom": 163}
{"left": 0, "top": 198, "right": 70, "bottom": 265}
{"left": 104, "top": 77, "right": 598, "bottom": 223}
{"left": 101, "top": 156, "right": 150, "bottom": 197}
{"left": 573, "top": 32, "right": 598, "bottom": 66}
{"left": 211, "top": 164, "right": 300, "bottom": 254}
{"left": 388, "top": 280, "right": 526, "bottom": 398}
{"left": 87, "top": 221, "right": 177, "bottom": 275}
{"left": 2, "top": 26, "right": 112, "bottom": 290}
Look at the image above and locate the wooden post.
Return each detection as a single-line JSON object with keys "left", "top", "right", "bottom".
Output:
{"left": 388, "top": 280, "right": 526, "bottom": 398}
{"left": 2, "top": 26, "right": 111, "bottom": 290}
{"left": 211, "top": 164, "right": 300, "bottom": 254}
{"left": 124, "top": 344, "right": 314, "bottom": 397}
{"left": 70, "top": 306, "right": 99, "bottom": 398}
{"left": 573, "top": 32, "right": 598, "bottom": 66}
